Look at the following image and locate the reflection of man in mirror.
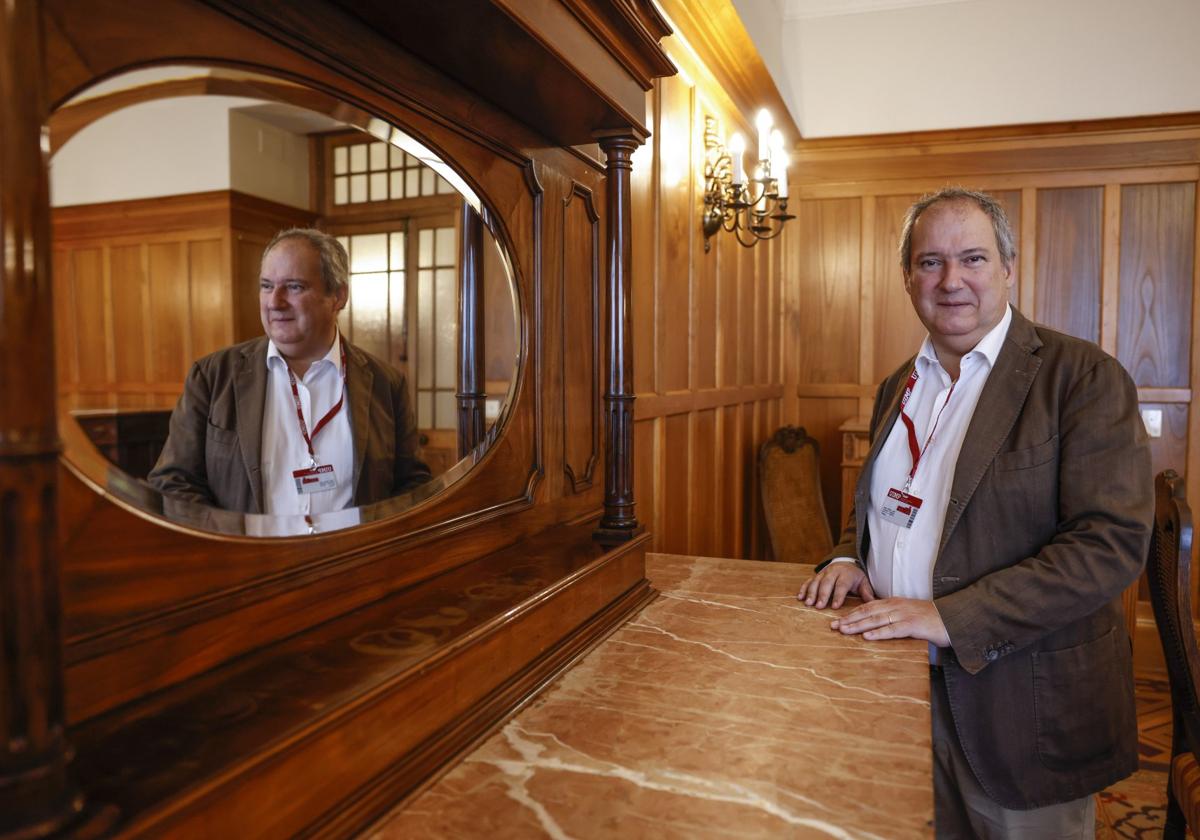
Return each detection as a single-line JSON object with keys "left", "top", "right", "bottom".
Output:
{"left": 149, "top": 228, "right": 431, "bottom": 514}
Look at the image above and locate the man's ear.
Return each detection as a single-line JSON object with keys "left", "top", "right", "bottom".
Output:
{"left": 902, "top": 270, "right": 913, "bottom": 294}
{"left": 333, "top": 285, "right": 349, "bottom": 314}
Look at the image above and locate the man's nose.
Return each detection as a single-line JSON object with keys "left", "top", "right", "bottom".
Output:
{"left": 939, "top": 264, "right": 965, "bottom": 290}
{"left": 267, "top": 285, "right": 288, "bottom": 307}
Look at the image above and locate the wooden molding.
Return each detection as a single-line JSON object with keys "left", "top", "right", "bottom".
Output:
{"left": 52, "top": 190, "right": 315, "bottom": 243}
{"left": 654, "top": 0, "right": 799, "bottom": 142}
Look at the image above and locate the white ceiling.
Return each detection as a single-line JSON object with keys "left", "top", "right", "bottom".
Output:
{"left": 733, "top": 0, "right": 1200, "bottom": 138}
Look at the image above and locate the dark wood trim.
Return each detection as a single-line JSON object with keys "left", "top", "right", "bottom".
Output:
{"left": 457, "top": 203, "right": 486, "bottom": 457}
{"left": 594, "top": 133, "right": 641, "bottom": 541}
{"left": 562, "top": 182, "right": 601, "bottom": 493}
{"left": 0, "top": 0, "right": 84, "bottom": 834}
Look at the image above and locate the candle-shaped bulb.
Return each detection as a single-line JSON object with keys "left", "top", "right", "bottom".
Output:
{"left": 769, "top": 129, "right": 785, "bottom": 170}
{"left": 756, "top": 109, "right": 773, "bottom": 164}
{"left": 777, "top": 153, "right": 789, "bottom": 199}
{"left": 729, "top": 132, "right": 746, "bottom": 185}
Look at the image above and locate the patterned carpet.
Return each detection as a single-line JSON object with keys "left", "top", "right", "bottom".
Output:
{"left": 1095, "top": 672, "right": 1178, "bottom": 838}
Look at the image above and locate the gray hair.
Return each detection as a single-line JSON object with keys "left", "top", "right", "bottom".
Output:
{"left": 262, "top": 227, "right": 349, "bottom": 297}
{"left": 898, "top": 187, "right": 1017, "bottom": 274}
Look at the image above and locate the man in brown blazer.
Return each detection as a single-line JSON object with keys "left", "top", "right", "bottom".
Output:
{"left": 149, "top": 228, "right": 430, "bottom": 514}
{"left": 797, "top": 188, "right": 1152, "bottom": 837}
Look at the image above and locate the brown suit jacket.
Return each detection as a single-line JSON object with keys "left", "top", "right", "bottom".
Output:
{"left": 824, "top": 308, "right": 1153, "bottom": 809}
{"left": 148, "top": 337, "right": 431, "bottom": 513}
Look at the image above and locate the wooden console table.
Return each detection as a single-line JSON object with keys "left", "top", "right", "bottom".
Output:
{"left": 379, "top": 553, "right": 933, "bottom": 838}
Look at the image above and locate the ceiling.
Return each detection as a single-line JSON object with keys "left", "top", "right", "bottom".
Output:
{"left": 732, "top": 0, "right": 1200, "bottom": 138}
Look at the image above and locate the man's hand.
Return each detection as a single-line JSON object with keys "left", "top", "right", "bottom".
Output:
{"left": 797, "top": 563, "right": 876, "bottom": 609}
{"left": 830, "top": 597, "right": 950, "bottom": 647}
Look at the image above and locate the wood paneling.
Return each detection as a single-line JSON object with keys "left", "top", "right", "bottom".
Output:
{"left": 631, "top": 51, "right": 788, "bottom": 558}
{"left": 1035, "top": 187, "right": 1103, "bottom": 343}
{"left": 1118, "top": 182, "right": 1195, "bottom": 388}
{"left": 873, "top": 194, "right": 925, "bottom": 382}
{"left": 795, "top": 198, "right": 860, "bottom": 385}
{"left": 53, "top": 191, "right": 314, "bottom": 411}
{"left": 562, "top": 185, "right": 600, "bottom": 491}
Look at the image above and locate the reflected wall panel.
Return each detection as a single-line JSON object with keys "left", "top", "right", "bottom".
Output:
{"left": 1035, "top": 187, "right": 1102, "bottom": 343}
{"left": 1118, "top": 182, "right": 1194, "bottom": 388}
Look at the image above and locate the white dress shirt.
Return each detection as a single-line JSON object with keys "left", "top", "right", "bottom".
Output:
{"left": 261, "top": 332, "right": 355, "bottom": 515}
{"left": 832, "top": 306, "right": 1013, "bottom": 598}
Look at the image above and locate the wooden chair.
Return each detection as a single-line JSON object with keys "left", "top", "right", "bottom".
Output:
{"left": 759, "top": 426, "right": 833, "bottom": 564}
{"left": 1146, "top": 469, "right": 1200, "bottom": 838}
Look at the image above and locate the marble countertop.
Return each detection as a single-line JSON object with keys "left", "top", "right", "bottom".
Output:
{"left": 374, "top": 553, "right": 933, "bottom": 839}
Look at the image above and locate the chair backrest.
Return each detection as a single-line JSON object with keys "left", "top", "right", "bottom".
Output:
{"left": 1147, "top": 469, "right": 1200, "bottom": 758}
{"left": 759, "top": 426, "right": 833, "bottom": 564}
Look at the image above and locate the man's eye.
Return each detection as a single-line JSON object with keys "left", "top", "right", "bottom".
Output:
{"left": 288, "top": 283, "right": 304, "bottom": 293}
{"left": 964, "top": 255, "right": 984, "bottom": 264}
{"left": 919, "top": 259, "right": 939, "bottom": 269}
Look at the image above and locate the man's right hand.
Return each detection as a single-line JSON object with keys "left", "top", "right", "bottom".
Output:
{"left": 797, "top": 562, "right": 876, "bottom": 610}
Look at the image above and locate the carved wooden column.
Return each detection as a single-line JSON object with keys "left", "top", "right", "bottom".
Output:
{"left": 593, "top": 132, "right": 644, "bottom": 543}
{"left": 0, "top": 1, "right": 85, "bottom": 836}
{"left": 456, "top": 204, "right": 487, "bottom": 457}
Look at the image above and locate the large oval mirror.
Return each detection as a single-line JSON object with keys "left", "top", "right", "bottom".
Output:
{"left": 49, "top": 65, "right": 520, "bottom": 536}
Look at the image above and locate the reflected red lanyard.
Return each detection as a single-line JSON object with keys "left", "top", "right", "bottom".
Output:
{"left": 286, "top": 338, "right": 347, "bottom": 466}
{"left": 897, "top": 368, "right": 956, "bottom": 488}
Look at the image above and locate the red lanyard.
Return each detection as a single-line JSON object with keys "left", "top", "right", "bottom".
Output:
{"left": 897, "top": 368, "right": 956, "bottom": 486}
{"left": 286, "top": 338, "right": 347, "bottom": 465}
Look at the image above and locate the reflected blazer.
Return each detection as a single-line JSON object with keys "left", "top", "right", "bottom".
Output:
{"left": 148, "top": 337, "right": 431, "bottom": 513}
{"left": 824, "top": 308, "right": 1153, "bottom": 810}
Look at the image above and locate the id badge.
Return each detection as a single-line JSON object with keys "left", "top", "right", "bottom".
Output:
{"left": 293, "top": 464, "right": 337, "bottom": 495}
{"left": 880, "top": 487, "right": 923, "bottom": 529}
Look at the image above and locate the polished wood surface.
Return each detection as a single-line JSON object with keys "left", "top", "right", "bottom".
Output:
{"left": 381, "top": 552, "right": 932, "bottom": 838}
{"left": 67, "top": 522, "right": 651, "bottom": 838}
{"left": 457, "top": 202, "right": 486, "bottom": 457}
{"left": 0, "top": 0, "right": 83, "bottom": 834}
{"left": 1, "top": 0, "right": 680, "bottom": 835}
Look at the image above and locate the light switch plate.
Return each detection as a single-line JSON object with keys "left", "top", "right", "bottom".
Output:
{"left": 1141, "top": 408, "right": 1163, "bottom": 438}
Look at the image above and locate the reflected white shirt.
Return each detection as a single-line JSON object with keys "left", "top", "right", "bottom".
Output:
{"left": 261, "top": 332, "right": 355, "bottom": 515}
{"left": 856, "top": 305, "right": 1012, "bottom": 602}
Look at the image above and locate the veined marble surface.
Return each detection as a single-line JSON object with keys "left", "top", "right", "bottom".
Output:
{"left": 374, "top": 553, "right": 932, "bottom": 839}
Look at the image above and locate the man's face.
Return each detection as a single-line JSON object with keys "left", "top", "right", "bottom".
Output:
{"left": 259, "top": 238, "right": 347, "bottom": 362}
{"left": 904, "top": 200, "right": 1013, "bottom": 360}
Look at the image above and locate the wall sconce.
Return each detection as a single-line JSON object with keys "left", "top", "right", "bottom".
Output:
{"left": 702, "top": 111, "right": 794, "bottom": 251}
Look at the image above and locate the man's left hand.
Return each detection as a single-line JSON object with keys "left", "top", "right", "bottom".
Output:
{"left": 830, "top": 597, "right": 951, "bottom": 647}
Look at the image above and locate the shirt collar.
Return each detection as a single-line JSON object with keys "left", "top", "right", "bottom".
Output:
{"left": 916, "top": 304, "right": 1012, "bottom": 376}
{"left": 266, "top": 329, "right": 344, "bottom": 377}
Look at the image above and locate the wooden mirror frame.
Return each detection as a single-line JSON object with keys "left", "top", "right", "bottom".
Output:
{"left": 1, "top": 0, "right": 673, "bottom": 835}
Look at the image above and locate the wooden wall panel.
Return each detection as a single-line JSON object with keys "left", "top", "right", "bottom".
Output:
{"left": 71, "top": 248, "right": 109, "bottom": 390}
{"left": 630, "top": 51, "right": 788, "bottom": 558}
{"left": 110, "top": 245, "right": 149, "bottom": 387}
{"left": 1035, "top": 187, "right": 1103, "bottom": 343}
{"left": 661, "top": 413, "right": 690, "bottom": 554}
{"left": 1118, "top": 182, "right": 1195, "bottom": 388}
{"left": 188, "top": 238, "right": 230, "bottom": 360}
{"left": 992, "top": 190, "right": 1022, "bottom": 305}
{"left": 147, "top": 241, "right": 191, "bottom": 384}
{"left": 796, "top": 198, "right": 860, "bottom": 385}
{"left": 657, "top": 75, "right": 692, "bottom": 394}
{"left": 872, "top": 194, "right": 925, "bottom": 381}
{"left": 689, "top": 408, "right": 718, "bottom": 554}
{"left": 561, "top": 186, "right": 600, "bottom": 491}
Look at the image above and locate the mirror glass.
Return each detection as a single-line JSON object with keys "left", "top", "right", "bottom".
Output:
{"left": 50, "top": 65, "right": 520, "bottom": 535}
